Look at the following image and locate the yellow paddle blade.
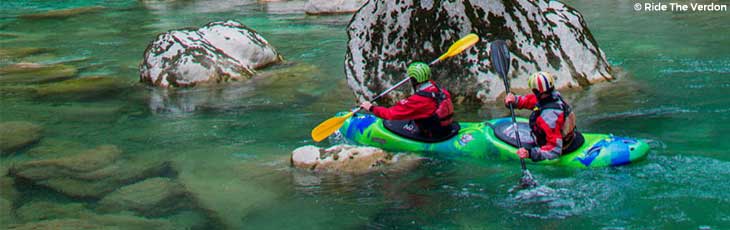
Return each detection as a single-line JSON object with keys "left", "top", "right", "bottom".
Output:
{"left": 311, "top": 112, "right": 354, "bottom": 142}
{"left": 437, "top": 33, "right": 480, "bottom": 61}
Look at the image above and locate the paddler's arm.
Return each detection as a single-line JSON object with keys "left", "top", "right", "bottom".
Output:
{"left": 369, "top": 96, "right": 432, "bottom": 120}
{"left": 505, "top": 93, "right": 537, "bottom": 110}
{"left": 527, "top": 109, "right": 564, "bottom": 161}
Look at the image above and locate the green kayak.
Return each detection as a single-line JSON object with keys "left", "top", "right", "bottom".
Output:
{"left": 337, "top": 112, "right": 650, "bottom": 168}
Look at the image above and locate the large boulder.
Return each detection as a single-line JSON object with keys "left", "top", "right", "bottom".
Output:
{"left": 345, "top": 0, "right": 612, "bottom": 103}
{"left": 291, "top": 145, "right": 423, "bottom": 174}
{"left": 140, "top": 20, "right": 283, "bottom": 88}
{"left": 10, "top": 145, "right": 174, "bottom": 199}
{"left": 305, "top": 0, "right": 366, "bottom": 15}
{"left": 97, "top": 177, "right": 191, "bottom": 217}
{"left": 0, "top": 121, "right": 42, "bottom": 156}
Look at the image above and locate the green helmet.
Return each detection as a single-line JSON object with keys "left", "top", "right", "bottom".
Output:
{"left": 407, "top": 62, "right": 431, "bottom": 83}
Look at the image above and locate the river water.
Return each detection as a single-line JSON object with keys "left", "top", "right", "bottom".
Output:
{"left": 0, "top": 0, "right": 728, "bottom": 229}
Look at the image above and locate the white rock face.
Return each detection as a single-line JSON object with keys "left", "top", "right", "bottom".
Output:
{"left": 291, "top": 145, "right": 422, "bottom": 174}
{"left": 345, "top": 0, "right": 612, "bottom": 103}
{"left": 140, "top": 20, "right": 282, "bottom": 87}
{"left": 305, "top": 0, "right": 366, "bottom": 15}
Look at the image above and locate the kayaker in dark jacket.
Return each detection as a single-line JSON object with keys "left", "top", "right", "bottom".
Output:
{"left": 360, "top": 62, "right": 455, "bottom": 139}
{"left": 505, "top": 72, "right": 578, "bottom": 162}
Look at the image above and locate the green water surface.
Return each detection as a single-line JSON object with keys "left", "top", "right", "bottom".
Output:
{"left": 1, "top": 0, "right": 728, "bottom": 229}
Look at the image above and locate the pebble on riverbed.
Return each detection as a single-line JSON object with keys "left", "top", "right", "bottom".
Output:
{"left": 291, "top": 145, "right": 423, "bottom": 174}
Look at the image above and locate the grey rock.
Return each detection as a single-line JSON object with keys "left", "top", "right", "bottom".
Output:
{"left": 140, "top": 20, "right": 282, "bottom": 87}
{"left": 345, "top": 0, "right": 612, "bottom": 103}
{"left": 291, "top": 145, "right": 423, "bottom": 174}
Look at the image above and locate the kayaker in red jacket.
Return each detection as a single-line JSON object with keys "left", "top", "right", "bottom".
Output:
{"left": 360, "top": 62, "right": 455, "bottom": 138}
{"left": 505, "top": 72, "right": 578, "bottom": 162}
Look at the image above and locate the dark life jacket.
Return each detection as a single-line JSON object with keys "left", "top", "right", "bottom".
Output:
{"left": 528, "top": 93, "right": 577, "bottom": 150}
{"left": 414, "top": 83, "right": 454, "bottom": 137}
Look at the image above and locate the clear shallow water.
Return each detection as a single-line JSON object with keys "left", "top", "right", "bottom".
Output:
{"left": 0, "top": 0, "right": 728, "bottom": 229}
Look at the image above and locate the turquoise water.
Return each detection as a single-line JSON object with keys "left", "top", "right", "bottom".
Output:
{"left": 1, "top": 0, "right": 728, "bottom": 229}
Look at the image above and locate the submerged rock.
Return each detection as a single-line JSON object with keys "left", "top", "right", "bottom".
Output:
{"left": 0, "top": 176, "right": 19, "bottom": 202}
{"left": 305, "top": 0, "right": 366, "bottom": 15}
{"left": 10, "top": 145, "right": 174, "bottom": 199}
{"left": 34, "top": 76, "right": 130, "bottom": 99}
{"left": 175, "top": 155, "right": 289, "bottom": 229}
{"left": 291, "top": 145, "right": 423, "bottom": 174}
{"left": 6, "top": 214, "right": 175, "bottom": 230}
{"left": 0, "top": 121, "right": 42, "bottom": 156}
{"left": 140, "top": 20, "right": 283, "bottom": 87}
{"left": 25, "top": 139, "right": 89, "bottom": 158}
{"left": 16, "top": 201, "right": 93, "bottom": 222}
{"left": 97, "top": 177, "right": 190, "bottom": 217}
{"left": 345, "top": 0, "right": 612, "bottom": 103}
{"left": 19, "top": 6, "right": 105, "bottom": 20}
{"left": 0, "top": 198, "right": 15, "bottom": 226}
{"left": 0, "top": 63, "right": 77, "bottom": 84}
{"left": 0, "top": 47, "right": 49, "bottom": 61}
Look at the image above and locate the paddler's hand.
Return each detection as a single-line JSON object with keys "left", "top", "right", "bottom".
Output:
{"left": 505, "top": 93, "right": 516, "bottom": 107}
{"left": 360, "top": 101, "right": 373, "bottom": 111}
{"left": 516, "top": 148, "right": 529, "bottom": 159}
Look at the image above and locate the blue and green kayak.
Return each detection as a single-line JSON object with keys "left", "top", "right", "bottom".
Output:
{"left": 336, "top": 112, "right": 650, "bottom": 168}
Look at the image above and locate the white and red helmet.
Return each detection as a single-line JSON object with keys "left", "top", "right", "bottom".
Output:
{"left": 527, "top": 72, "right": 555, "bottom": 94}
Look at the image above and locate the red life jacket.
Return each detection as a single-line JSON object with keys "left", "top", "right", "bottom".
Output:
{"left": 414, "top": 83, "right": 454, "bottom": 136}
{"left": 528, "top": 93, "right": 577, "bottom": 150}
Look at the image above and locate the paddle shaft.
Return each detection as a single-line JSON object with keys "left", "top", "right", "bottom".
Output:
{"left": 491, "top": 40, "right": 529, "bottom": 172}
{"left": 503, "top": 81, "right": 528, "bottom": 171}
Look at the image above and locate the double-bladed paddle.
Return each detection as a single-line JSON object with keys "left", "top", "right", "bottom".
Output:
{"left": 490, "top": 40, "right": 538, "bottom": 188}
